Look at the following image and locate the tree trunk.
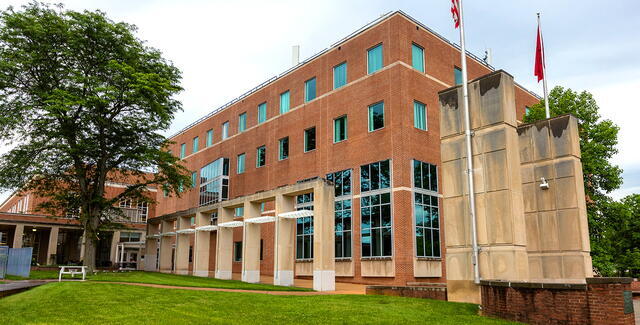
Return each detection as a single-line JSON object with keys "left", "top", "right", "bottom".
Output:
{"left": 82, "top": 229, "right": 96, "bottom": 273}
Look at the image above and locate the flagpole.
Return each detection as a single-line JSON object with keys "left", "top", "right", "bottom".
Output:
{"left": 457, "top": 0, "right": 480, "bottom": 285}
{"left": 538, "top": 13, "right": 550, "bottom": 118}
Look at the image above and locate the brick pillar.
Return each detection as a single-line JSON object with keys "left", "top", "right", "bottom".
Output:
{"left": 12, "top": 224, "right": 24, "bottom": 248}
{"left": 241, "top": 201, "right": 261, "bottom": 283}
{"left": 47, "top": 226, "right": 59, "bottom": 265}
{"left": 193, "top": 211, "right": 211, "bottom": 277}
{"left": 586, "top": 278, "right": 635, "bottom": 325}
{"left": 274, "top": 194, "right": 295, "bottom": 286}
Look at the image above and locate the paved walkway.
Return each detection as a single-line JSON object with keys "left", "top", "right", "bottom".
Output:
{"left": 0, "top": 280, "right": 47, "bottom": 298}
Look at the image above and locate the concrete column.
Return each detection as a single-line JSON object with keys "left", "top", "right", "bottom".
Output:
{"left": 110, "top": 231, "right": 121, "bottom": 266}
{"left": 158, "top": 220, "right": 174, "bottom": 273}
{"left": 274, "top": 194, "right": 295, "bottom": 286}
{"left": 47, "top": 226, "right": 59, "bottom": 265}
{"left": 12, "top": 224, "right": 24, "bottom": 248}
{"left": 215, "top": 207, "right": 234, "bottom": 280}
{"left": 193, "top": 211, "right": 212, "bottom": 277}
{"left": 145, "top": 236, "right": 159, "bottom": 271}
{"left": 175, "top": 216, "right": 191, "bottom": 275}
{"left": 312, "top": 183, "right": 336, "bottom": 291}
{"left": 241, "top": 201, "right": 261, "bottom": 283}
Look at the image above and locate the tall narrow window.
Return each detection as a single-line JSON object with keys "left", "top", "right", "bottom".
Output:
{"left": 333, "top": 62, "right": 347, "bottom": 89}
{"left": 238, "top": 112, "right": 247, "bottom": 132}
{"left": 367, "top": 44, "right": 383, "bottom": 74}
{"left": 368, "top": 102, "right": 385, "bottom": 132}
{"left": 180, "top": 143, "right": 186, "bottom": 159}
{"left": 206, "top": 129, "right": 213, "bottom": 147}
{"left": 295, "top": 193, "right": 314, "bottom": 260}
{"left": 279, "top": 137, "right": 289, "bottom": 160}
{"left": 413, "top": 160, "right": 440, "bottom": 258}
{"left": 192, "top": 136, "right": 199, "bottom": 153}
{"left": 234, "top": 241, "right": 242, "bottom": 262}
{"left": 237, "top": 153, "right": 245, "bottom": 174}
{"left": 235, "top": 206, "right": 244, "bottom": 217}
{"left": 412, "top": 43, "right": 425, "bottom": 72}
{"left": 256, "top": 146, "right": 266, "bottom": 167}
{"left": 413, "top": 160, "right": 438, "bottom": 192}
{"left": 257, "top": 102, "right": 267, "bottom": 124}
{"left": 333, "top": 116, "right": 347, "bottom": 143}
{"left": 191, "top": 171, "right": 197, "bottom": 188}
{"left": 280, "top": 91, "right": 290, "bottom": 114}
{"left": 360, "top": 160, "right": 392, "bottom": 257}
{"left": 222, "top": 121, "right": 229, "bottom": 139}
{"left": 304, "top": 77, "right": 316, "bottom": 102}
{"left": 413, "top": 101, "right": 427, "bottom": 130}
{"left": 304, "top": 127, "right": 316, "bottom": 152}
{"left": 327, "top": 169, "right": 352, "bottom": 258}
{"left": 454, "top": 66, "right": 463, "bottom": 85}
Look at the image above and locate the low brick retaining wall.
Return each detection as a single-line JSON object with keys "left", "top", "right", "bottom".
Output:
{"left": 366, "top": 285, "right": 447, "bottom": 301}
{"left": 480, "top": 278, "right": 635, "bottom": 325}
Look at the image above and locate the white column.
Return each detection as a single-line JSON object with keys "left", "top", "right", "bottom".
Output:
{"left": 241, "top": 201, "right": 261, "bottom": 283}
{"left": 274, "top": 194, "right": 295, "bottom": 286}
{"left": 47, "top": 226, "right": 59, "bottom": 265}
{"left": 193, "top": 211, "right": 212, "bottom": 277}
{"left": 215, "top": 207, "right": 234, "bottom": 280}
{"left": 312, "top": 183, "right": 336, "bottom": 291}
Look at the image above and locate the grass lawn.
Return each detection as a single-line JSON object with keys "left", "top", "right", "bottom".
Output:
{"left": 6, "top": 270, "right": 311, "bottom": 291}
{"left": 0, "top": 282, "right": 517, "bottom": 324}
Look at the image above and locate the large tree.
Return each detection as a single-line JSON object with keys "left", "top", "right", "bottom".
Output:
{"left": 0, "top": 2, "right": 190, "bottom": 270}
{"left": 524, "top": 86, "right": 625, "bottom": 275}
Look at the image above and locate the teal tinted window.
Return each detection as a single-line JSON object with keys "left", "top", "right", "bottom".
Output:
{"left": 238, "top": 112, "right": 247, "bottom": 132}
{"left": 367, "top": 44, "right": 383, "bottom": 74}
{"left": 192, "top": 136, "right": 199, "bottom": 153}
{"left": 333, "top": 116, "right": 347, "bottom": 143}
{"left": 360, "top": 159, "right": 391, "bottom": 192}
{"left": 368, "top": 102, "right": 384, "bottom": 131}
{"left": 206, "top": 129, "right": 213, "bottom": 147}
{"left": 415, "top": 192, "right": 440, "bottom": 257}
{"left": 237, "top": 153, "right": 245, "bottom": 174}
{"left": 413, "top": 101, "right": 427, "bottom": 130}
{"left": 412, "top": 43, "right": 425, "bottom": 72}
{"left": 222, "top": 122, "right": 229, "bottom": 139}
{"left": 256, "top": 146, "right": 266, "bottom": 167}
{"left": 333, "top": 62, "right": 347, "bottom": 89}
{"left": 235, "top": 207, "right": 244, "bottom": 217}
{"left": 191, "top": 171, "right": 197, "bottom": 188}
{"left": 413, "top": 160, "right": 438, "bottom": 192}
{"left": 304, "top": 78, "right": 316, "bottom": 102}
{"left": 279, "top": 137, "right": 289, "bottom": 160}
{"left": 257, "top": 103, "right": 267, "bottom": 124}
{"left": 180, "top": 143, "right": 186, "bottom": 159}
{"left": 454, "top": 66, "right": 463, "bottom": 85}
{"left": 304, "top": 127, "right": 316, "bottom": 152}
{"left": 280, "top": 91, "right": 290, "bottom": 114}
{"left": 361, "top": 192, "right": 392, "bottom": 257}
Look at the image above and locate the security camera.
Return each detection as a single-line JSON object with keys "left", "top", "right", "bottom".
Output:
{"left": 539, "top": 177, "right": 550, "bottom": 190}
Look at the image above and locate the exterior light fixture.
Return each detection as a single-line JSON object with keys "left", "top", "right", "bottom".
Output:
{"left": 32, "top": 228, "right": 37, "bottom": 232}
{"left": 539, "top": 177, "right": 550, "bottom": 190}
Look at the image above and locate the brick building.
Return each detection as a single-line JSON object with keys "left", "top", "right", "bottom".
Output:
{"left": 0, "top": 180, "right": 156, "bottom": 269}
{"left": 147, "top": 10, "right": 539, "bottom": 287}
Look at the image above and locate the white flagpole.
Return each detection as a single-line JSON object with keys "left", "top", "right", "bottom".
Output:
{"left": 538, "top": 13, "right": 550, "bottom": 119}
{"left": 457, "top": 0, "right": 480, "bottom": 285}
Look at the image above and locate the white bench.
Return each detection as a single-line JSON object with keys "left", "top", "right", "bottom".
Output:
{"left": 58, "top": 266, "right": 87, "bottom": 282}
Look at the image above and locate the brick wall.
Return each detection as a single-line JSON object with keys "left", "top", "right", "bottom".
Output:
{"left": 480, "top": 278, "right": 635, "bottom": 325}
{"left": 366, "top": 284, "right": 447, "bottom": 301}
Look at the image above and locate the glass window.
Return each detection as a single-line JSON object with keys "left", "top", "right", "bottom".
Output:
{"left": 237, "top": 153, "right": 245, "bottom": 174}
{"left": 238, "top": 112, "right": 247, "bottom": 132}
{"left": 256, "top": 146, "right": 266, "bottom": 167}
{"left": 199, "top": 157, "right": 230, "bottom": 206}
{"left": 367, "top": 44, "right": 383, "bottom": 74}
{"left": 191, "top": 171, "right": 197, "bottom": 188}
{"left": 335, "top": 199, "right": 352, "bottom": 258}
{"left": 333, "top": 116, "right": 347, "bottom": 143}
{"left": 414, "top": 101, "right": 427, "bottom": 130}
{"left": 295, "top": 193, "right": 314, "bottom": 260}
{"left": 360, "top": 160, "right": 391, "bottom": 192}
{"left": 326, "top": 169, "right": 352, "bottom": 197}
{"left": 412, "top": 43, "right": 425, "bottom": 72}
{"left": 368, "top": 102, "right": 384, "bottom": 132}
{"left": 257, "top": 102, "right": 267, "bottom": 124}
{"left": 279, "top": 137, "right": 289, "bottom": 160}
{"left": 235, "top": 206, "right": 244, "bottom": 217}
{"left": 304, "top": 127, "right": 316, "bottom": 152}
{"left": 415, "top": 192, "right": 440, "bottom": 258}
{"left": 333, "top": 62, "right": 347, "bottom": 89}
{"left": 180, "top": 143, "right": 186, "bottom": 159}
{"left": 280, "top": 91, "right": 290, "bottom": 114}
{"left": 206, "top": 129, "right": 213, "bottom": 147}
{"left": 413, "top": 160, "right": 438, "bottom": 192}
{"left": 454, "top": 66, "right": 463, "bottom": 85}
{"left": 234, "top": 241, "right": 242, "bottom": 262}
{"left": 192, "top": 137, "right": 199, "bottom": 153}
{"left": 304, "top": 77, "right": 316, "bottom": 102}
{"left": 222, "top": 121, "right": 229, "bottom": 139}
{"left": 361, "top": 192, "right": 392, "bottom": 257}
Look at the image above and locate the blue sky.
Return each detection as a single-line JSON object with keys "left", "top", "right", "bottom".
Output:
{"left": 1, "top": 0, "right": 638, "bottom": 201}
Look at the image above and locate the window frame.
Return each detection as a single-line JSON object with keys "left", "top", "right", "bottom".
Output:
{"left": 411, "top": 159, "right": 441, "bottom": 259}
{"left": 333, "top": 115, "right": 348, "bottom": 143}
{"left": 257, "top": 102, "right": 267, "bottom": 124}
{"left": 237, "top": 153, "right": 246, "bottom": 174}
{"left": 180, "top": 143, "right": 186, "bottom": 159}
{"left": 234, "top": 241, "right": 242, "bottom": 262}
{"left": 367, "top": 43, "right": 383, "bottom": 74}
{"left": 280, "top": 90, "right": 290, "bottom": 114}
{"left": 238, "top": 112, "right": 247, "bottom": 132}
{"left": 326, "top": 169, "right": 353, "bottom": 259}
{"left": 411, "top": 43, "right": 425, "bottom": 73}
{"left": 454, "top": 66, "right": 463, "bottom": 85}
{"left": 222, "top": 121, "right": 229, "bottom": 140}
{"left": 333, "top": 61, "right": 347, "bottom": 89}
{"left": 278, "top": 137, "right": 289, "bottom": 161}
{"left": 359, "top": 160, "right": 393, "bottom": 258}
{"left": 192, "top": 136, "right": 199, "bottom": 153}
{"left": 304, "top": 77, "right": 317, "bottom": 102}
{"left": 304, "top": 127, "right": 316, "bottom": 153}
{"left": 413, "top": 100, "right": 428, "bottom": 131}
{"left": 256, "top": 145, "right": 266, "bottom": 168}
{"left": 206, "top": 129, "right": 213, "bottom": 147}
{"left": 368, "top": 101, "right": 385, "bottom": 132}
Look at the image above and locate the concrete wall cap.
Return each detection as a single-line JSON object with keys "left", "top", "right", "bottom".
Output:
{"left": 585, "top": 277, "right": 633, "bottom": 284}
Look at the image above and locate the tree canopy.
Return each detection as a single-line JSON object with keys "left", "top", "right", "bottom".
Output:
{"left": 524, "top": 86, "right": 638, "bottom": 277}
{"left": 0, "top": 2, "right": 190, "bottom": 270}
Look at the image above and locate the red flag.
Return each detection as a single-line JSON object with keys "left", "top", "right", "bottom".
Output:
{"left": 534, "top": 25, "right": 545, "bottom": 82}
{"left": 451, "top": 0, "right": 460, "bottom": 29}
